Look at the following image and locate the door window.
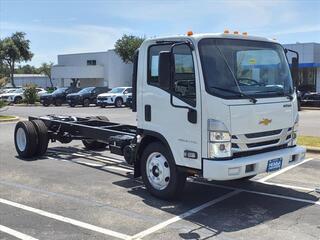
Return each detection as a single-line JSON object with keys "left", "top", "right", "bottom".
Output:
{"left": 148, "top": 44, "right": 196, "bottom": 106}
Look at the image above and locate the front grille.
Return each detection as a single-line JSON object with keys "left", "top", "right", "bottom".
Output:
{"left": 231, "top": 127, "right": 291, "bottom": 153}
{"left": 245, "top": 129, "right": 282, "bottom": 138}
{"left": 247, "top": 139, "right": 279, "bottom": 148}
{"left": 233, "top": 144, "right": 288, "bottom": 158}
{"left": 98, "top": 96, "right": 108, "bottom": 101}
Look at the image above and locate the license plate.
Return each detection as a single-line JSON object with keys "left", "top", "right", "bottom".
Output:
{"left": 267, "top": 158, "right": 282, "bottom": 172}
{"left": 40, "top": 100, "right": 44, "bottom": 103}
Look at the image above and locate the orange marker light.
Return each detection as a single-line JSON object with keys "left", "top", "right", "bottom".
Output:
{"left": 234, "top": 31, "right": 239, "bottom": 34}
{"left": 187, "top": 31, "right": 193, "bottom": 36}
{"left": 224, "top": 29, "right": 229, "bottom": 34}
{"left": 242, "top": 32, "right": 248, "bottom": 36}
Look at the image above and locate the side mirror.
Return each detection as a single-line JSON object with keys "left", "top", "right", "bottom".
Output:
{"left": 291, "top": 56, "right": 299, "bottom": 85}
{"left": 158, "top": 51, "right": 172, "bottom": 90}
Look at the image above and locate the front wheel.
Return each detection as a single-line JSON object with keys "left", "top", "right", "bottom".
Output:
{"left": 114, "top": 98, "right": 123, "bottom": 108}
{"left": 141, "top": 142, "right": 186, "bottom": 200}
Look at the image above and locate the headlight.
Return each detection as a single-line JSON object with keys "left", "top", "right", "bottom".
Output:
{"left": 208, "top": 119, "right": 232, "bottom": 158}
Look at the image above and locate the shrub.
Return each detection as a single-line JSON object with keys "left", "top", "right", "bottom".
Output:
{"left": 0, "top": 100, "right": 6, "bottom": 109}
{"left": 23, "top": 84, "right": 38, "bottom": 104}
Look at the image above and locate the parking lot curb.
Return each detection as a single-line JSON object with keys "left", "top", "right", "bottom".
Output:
{"left": 0, "top": 116, "right": 19, "bottom": 123}
{"left": 303, "top": 146, "right": 320, "bottom": 154}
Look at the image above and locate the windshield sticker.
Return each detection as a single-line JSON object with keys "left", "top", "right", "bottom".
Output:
{"left": 249, "top": 58, "right": 256, "bottom": 64}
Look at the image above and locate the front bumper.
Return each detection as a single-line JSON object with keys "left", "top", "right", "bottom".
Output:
{"left": 97, "top": 98, "right": 114, "bottom": 106}
{"left": 203, "top": 146, "right": 306, "bottom": 180}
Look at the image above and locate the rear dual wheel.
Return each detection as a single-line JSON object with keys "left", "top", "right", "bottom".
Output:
{"left": 14, "top": 120, "right": 49, "bottom": 159}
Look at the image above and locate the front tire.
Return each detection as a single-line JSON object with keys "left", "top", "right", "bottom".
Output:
{"left": 14, "top": 96, "right": 22, "bottom": 104}
{"left": 114, "top": 98, "right": 123, "bottom": 108}
{"left": 141, "top": 142, "right": 186, "bottom": 200}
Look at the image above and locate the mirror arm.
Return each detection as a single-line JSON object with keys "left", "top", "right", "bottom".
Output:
{"left": 285, "top": 48, "right": 299, "bottom": 61}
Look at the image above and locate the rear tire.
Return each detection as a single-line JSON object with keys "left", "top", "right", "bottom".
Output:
{"left": 114, "top": 98, "right": 123, "bottom": 108}
{"left": 14, "top": 121, "right": 38, "bottom": 158}
{"left": 141, "top": 142, "right": 186, "bottom": 200}
{"left": 42, "top": 102, "right": 50, "bottom": 107}
{"left": 31, "top": 120, "right": 49, "bottom": 156}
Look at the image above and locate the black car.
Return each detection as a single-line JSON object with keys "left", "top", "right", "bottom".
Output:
{"left": 301, "top": 92, "right": 320, "bottom": 107}
{"left": 40, "top": 87, "right": 81, "bottom": 106}
{"left": 66, "top": 87, "right": 109, "bottom": 107}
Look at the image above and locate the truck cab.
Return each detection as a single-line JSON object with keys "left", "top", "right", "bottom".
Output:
{"left": 132, "top": 32, "right": 306, "bottom": 198}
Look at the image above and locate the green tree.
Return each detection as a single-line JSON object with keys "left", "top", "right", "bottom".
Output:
{"left": 38, "top": 62, "right": 54, "bottom": 88}
{"left": 15, "top": 64, "right": 37, "bottom": 74}
{"left": 114, "top": 34, "right": 145, "bottom": 63}
{"left": 0, "top": 32, "right": 33, "bottom": 87}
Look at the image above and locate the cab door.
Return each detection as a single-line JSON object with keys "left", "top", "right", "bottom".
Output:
{"left": 141, "top": 42, "right": 202, "bottom": 170}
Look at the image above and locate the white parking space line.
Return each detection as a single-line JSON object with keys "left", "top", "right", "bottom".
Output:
{"left": 260, "top": 181, "right": 315, "bottom": 192}
{"left": 0, "top": 225, "right": 38, "bottom": 240}
{"left": 192, "top": 180, "right": 320, "bottom": 206}
{"left": 131, "top": 190, "right": 241, "bottom": 240}
{"left": 257, "top": 158, "right": 314, "bottom": 183}
{"left": 0, "top": 198, "right": 131, "bottom": 240}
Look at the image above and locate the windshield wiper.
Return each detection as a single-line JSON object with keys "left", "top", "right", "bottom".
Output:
{"left": 255, "top": 90, "right": 293, "bottom": 101}
{"left": 210, "top": 86, "right": 257, "bottom": 104}
{"left": 215, "top": 45, "right": 257, "bottom": 104}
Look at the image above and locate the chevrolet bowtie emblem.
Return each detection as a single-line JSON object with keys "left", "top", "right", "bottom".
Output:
{"left": 259, "top": 118, "right": 272, "bottom": 126}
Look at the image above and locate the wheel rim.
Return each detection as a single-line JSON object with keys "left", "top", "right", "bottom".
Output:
{"left": 146, "top": 152, "right": 170, "bottom": 190}
{"left": 116, "top": 99, "right": 122, "bottom": 107}
{"left": 16, "top": 127, "right": 27, "bottom": 152}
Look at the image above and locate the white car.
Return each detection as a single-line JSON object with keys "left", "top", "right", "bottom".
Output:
{"left": 1, "top": 88, "right": 47, "bottom": 103}
{"left": 96, "top": 87, "right": 132, "bottom": 108}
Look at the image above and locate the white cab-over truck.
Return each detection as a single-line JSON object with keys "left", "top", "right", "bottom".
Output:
{"left": 14, "top": 32, "right": 306, "bottom": 199}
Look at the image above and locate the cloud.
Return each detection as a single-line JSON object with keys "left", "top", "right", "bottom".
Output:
{"left": 1, "top": 21, "right": 135, "bottom": 66}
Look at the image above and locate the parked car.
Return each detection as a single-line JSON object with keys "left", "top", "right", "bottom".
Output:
{"left": 0, "top": 88, "right": 25, "bottom": 103}
{"left": 96, "top": 87, "right": 132, "bottom": 108}
{"left": 0, "top": 87, "right": 47, "bottom": 104}
{"left": 0, "top": 88, "right": 18, "bottom": 98}
{"left": 40, "top": 87, "right": 81, "bottom": 106}
{"left": 66, "top": 86, "right": 109, "bottom": 107}
{"left": 301, "top": 92, "right": 320, "bottom": 107}
{"left": 36, "top": 88, "right": 48, "bottom": 97}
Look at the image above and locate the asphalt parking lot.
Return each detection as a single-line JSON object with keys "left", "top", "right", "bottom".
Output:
{"left": 0, "top": 106, "right": 320, "bottom": 240}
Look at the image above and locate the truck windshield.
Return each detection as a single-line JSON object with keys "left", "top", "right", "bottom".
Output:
{"left": 198, "top": 38, "right": 293, "bottom": 99}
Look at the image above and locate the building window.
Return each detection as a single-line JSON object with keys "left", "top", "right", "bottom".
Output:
{"left": 87, "top": 60, "right": 96, "bottom": 65}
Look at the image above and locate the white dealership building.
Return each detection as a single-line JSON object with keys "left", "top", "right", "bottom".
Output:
{"left": 51, "top": 50, "right": 132, "bottom": 88}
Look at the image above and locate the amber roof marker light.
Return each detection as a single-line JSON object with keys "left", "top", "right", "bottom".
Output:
{"left": 224, "top": 29, "right": 230, "bottom": 34}
{"left": 187, "top": 31, "right": 193, "bottom": 36}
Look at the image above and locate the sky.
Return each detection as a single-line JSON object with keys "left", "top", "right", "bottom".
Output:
{"left": 0, "top": 0, "right": 319, "bottom": 67}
